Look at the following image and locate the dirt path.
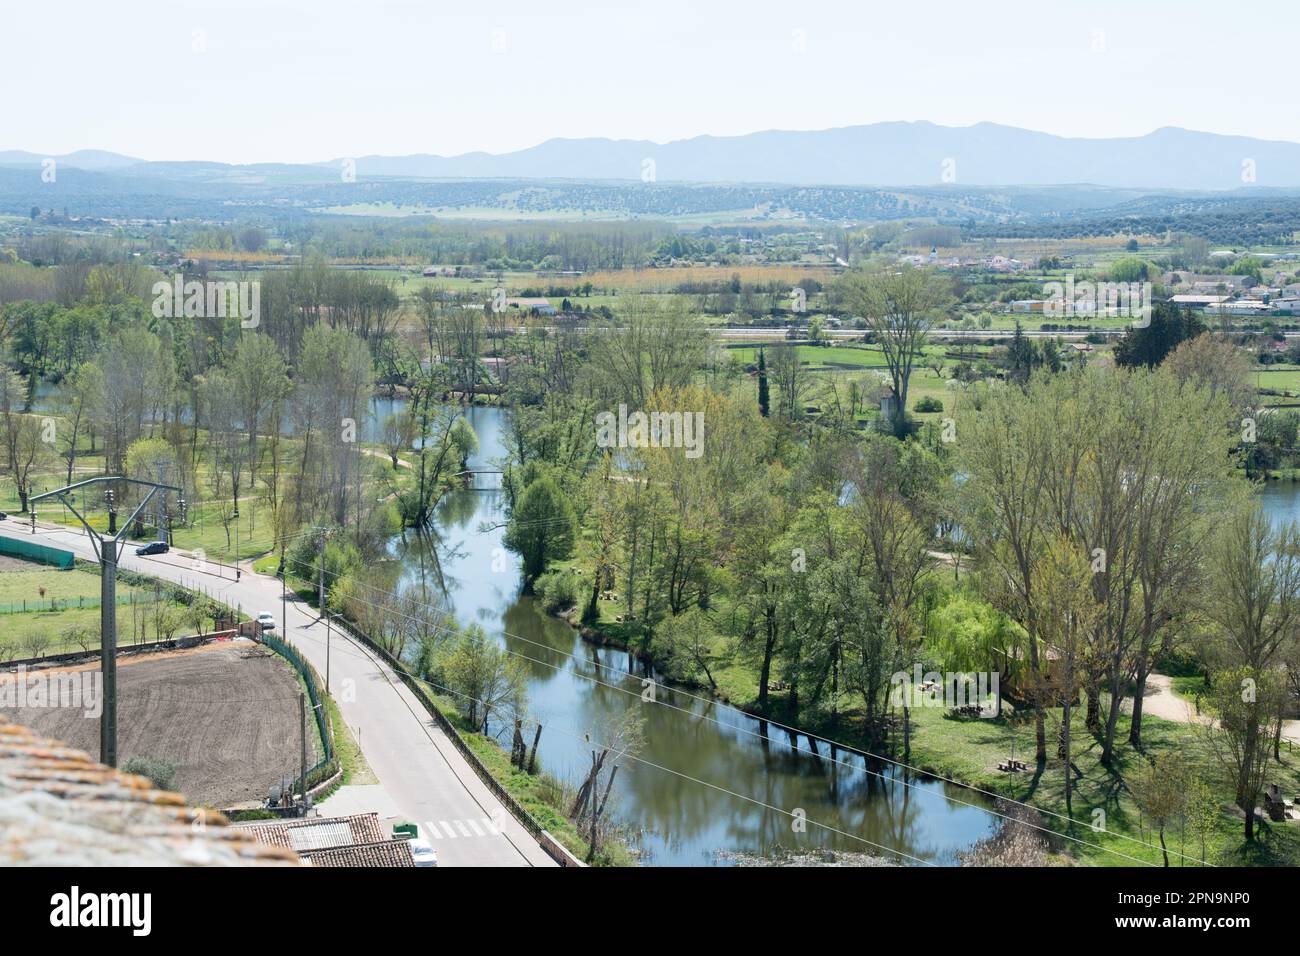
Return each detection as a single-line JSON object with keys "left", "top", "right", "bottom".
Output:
{"left": 360, "top": 447, "right": 412, "bottom": 469}
{"left": 1140, "top": 673, "right": 1300, "bottom": 744}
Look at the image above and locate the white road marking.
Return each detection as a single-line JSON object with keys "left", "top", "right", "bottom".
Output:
{"left": 423, "top": 818, "right": 505, "bottom": 840}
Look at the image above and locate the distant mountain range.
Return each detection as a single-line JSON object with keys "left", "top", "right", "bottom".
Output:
{"left": 0, "top": 149, "right": 143, "bottom": 171}
{"left": 3, "top": 123, "right": 1299, "bottom": 190}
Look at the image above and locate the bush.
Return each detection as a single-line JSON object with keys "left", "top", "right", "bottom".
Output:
{"left": 533, "top": 568, "right": 584, "bottom": 612}
{"left": 121, "top": 756, "right": 176, "bottom": 792}
{"left": 914, "top": 395, "right": 944, "bottom": 413}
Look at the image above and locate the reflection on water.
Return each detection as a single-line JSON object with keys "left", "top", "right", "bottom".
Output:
{"left": 389, "top": 404, "right": 996, "bottom": 866}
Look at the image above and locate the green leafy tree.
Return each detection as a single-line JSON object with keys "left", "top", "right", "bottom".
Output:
{"left": 1185, "top": 775, "right": 1220, "bottom": 865}
{"left": 1113, "top": 302, "right": 1205, "bottom": 369}
{"left": 838, "top": 266, "right": 951, "bottom": 430}
{"left": 442, "top": 624, "right": 528, "bottom": 734}
{"left": 503, "top": 475, "right": 577, "bottom": 587}
{"left": 1202, "top": 665, "right": 1286, "bottom": 841}
{"left": 1129, "top": 751, "right": 1188, "bottom": 866}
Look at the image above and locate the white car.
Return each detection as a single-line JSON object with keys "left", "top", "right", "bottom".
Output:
{"left": 409, "top": 838, "right": 438, "bottom": 867}
{"left": 256, "top": 613, "right": 276, "bottom": 630}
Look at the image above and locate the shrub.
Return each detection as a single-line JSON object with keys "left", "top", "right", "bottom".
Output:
{"left": 914, "top": 395, "right": 944, "bottom": 413}
{"left": 121, "top": 756, "right": 176, "bottom": 792}
{"left": 533, "top": 568, "right": 584, "bottom": 612}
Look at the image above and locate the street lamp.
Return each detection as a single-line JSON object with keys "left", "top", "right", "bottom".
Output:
{"left": 31, "top": 476, "right": 181, "bottom": 767}
{"left": 233, "top": 504, "right": 241, "bottom": 581}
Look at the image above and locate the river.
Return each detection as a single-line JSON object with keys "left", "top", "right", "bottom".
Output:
{"left": 35, "top": 374, "right": 1300, "bottom": 864}
{"left": 393, "top": 405, "right": 996, "bottom": 866}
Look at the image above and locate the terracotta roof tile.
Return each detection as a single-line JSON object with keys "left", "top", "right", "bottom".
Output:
{"left": 301, "top": 840, "right": 416, "bottom": 868}
{"left": 233, "top": 812, "right": 388, "bottom": 850}
{"left": 0, "top": 719, "right": 298, "bottom": 866}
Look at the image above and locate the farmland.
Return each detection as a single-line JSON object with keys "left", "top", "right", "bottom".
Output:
{"left": 0, "top": 641, "right": 319, "bottom": 807}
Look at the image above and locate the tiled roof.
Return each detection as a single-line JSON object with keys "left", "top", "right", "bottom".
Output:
{"left": 233, "top": 812, "right": 388, "bottom": 851}
{"left": 0, "top": 720, "right": 299, "bottom": 866}
{"left": 300, "top": 840, "right": 415, "bottom": 868}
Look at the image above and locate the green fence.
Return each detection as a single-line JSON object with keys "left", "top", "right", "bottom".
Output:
{"left": 0, "top": 591, "right": 169, "bottom": 615}
{"left": 258, "top": 632, "right": 336, "bottom": 789}
{"left": 0, "top": 535, "right": 74, "bottom": 569}
{"left": 0, "top": 595, "right": 102, "bottom": 614}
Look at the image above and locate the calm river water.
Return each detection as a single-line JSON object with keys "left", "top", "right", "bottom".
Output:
{"left": 394, "top": 405, "right": 996, "bottom": 866}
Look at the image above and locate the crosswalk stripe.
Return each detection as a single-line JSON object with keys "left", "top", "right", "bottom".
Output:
{"left": 422, "top": 817, "right": 506, "bottom": 839}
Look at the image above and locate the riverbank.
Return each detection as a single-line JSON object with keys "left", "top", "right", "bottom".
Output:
{"left": 548, "top": 590, "right": 1300, "bottom": 867}
{"left": 266, "top": 564, "right": 635, "bottom": 866}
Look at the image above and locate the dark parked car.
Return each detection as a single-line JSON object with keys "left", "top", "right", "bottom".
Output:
{"left": 135, "top": 541, "right": 170, "bottom": 556}
{"left": 0, "top": 512, "right": 7, "bottom": 520}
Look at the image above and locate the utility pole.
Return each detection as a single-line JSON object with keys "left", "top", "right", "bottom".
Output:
{"left": 325, "top": 612, "right": 331, "bottom": 694}
{"left": 299, "top": 691, "right": 307, "bottom": 814}
{"left": 31, "top": 476, "right": 180, "bottom": 767}
{"left": 317, "top": 527, "right": 326, "bottom": 613}
{"left": 233, "top": 504, "right": 241, "bottom": 581}
{"left": 588, "top": 750, "right": 598, "bottom": 859}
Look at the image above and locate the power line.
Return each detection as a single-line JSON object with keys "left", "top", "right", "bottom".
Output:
{"left": 282, "top": 552, "right": 1171, "bottom": 866}
{"left": 126, "top": 503, "right": 1183, "bottom": 865}
{"left": 386, "top": 659, "right": 936, "bottom": 866}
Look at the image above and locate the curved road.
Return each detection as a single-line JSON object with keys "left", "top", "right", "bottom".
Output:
{"left": 0, "top": 520, "right": 556, "bottom": 867}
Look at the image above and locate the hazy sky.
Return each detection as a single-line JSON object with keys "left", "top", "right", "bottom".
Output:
{"left": 8, "top": 0, "right": 1297, "bottom": 163}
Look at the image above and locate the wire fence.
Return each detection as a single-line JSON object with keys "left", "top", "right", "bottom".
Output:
{"left": 0, "top": 590, "right": 169, "bottom": 615}
{"left": 257, "top": 631, "right": 336, "bottom": 790}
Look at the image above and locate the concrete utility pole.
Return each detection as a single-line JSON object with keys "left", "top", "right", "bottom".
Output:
{"left": 32, "top": 476, "right": 181, "bottom": 767}
{"left": 317, "top": 527, "right": 327, "bottom": 613}
{"left": 299, "top": 691, "right": 308, "bottom": 812}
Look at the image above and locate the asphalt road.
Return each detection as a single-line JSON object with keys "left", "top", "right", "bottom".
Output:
{"left": 0, "top": 520, "right": 556, "bottom": 867}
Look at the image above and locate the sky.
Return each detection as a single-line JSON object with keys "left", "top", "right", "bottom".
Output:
{"left": 7, "top": 0, "right": 1298, "bottom": 164}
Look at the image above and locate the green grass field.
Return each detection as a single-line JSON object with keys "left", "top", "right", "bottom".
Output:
{"left": 0, "top": 595, "right": 190, "bottom": 661}
{"left": 0, "top": 565, "right": 147, "bottom": 608}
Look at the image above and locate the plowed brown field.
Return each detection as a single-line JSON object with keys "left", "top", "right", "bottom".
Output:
{"left": 0, "top": 640, "right": 319, "bottom": 807}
